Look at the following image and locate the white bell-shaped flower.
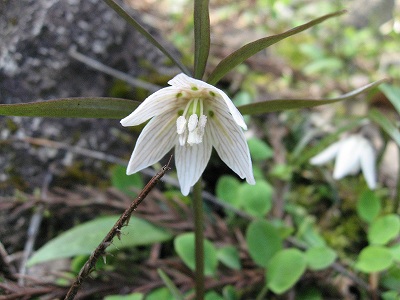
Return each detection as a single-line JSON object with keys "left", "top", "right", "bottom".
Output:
{"left": 310, "top": 134, "right": 377, "bottom": 189}
{"left": 121, "top": 73, "right": 255, "bottom": 195}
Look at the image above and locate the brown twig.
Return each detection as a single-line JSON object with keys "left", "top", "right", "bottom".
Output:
{"left": 64, "top": 156, "right": 172, "bottom": 300}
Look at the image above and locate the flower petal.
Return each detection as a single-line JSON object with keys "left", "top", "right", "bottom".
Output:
{"left": 310, "top": 141, "right": 341, "bottom": 165}
{"left": 121, "top": 87, "right": 181, "bottom": 127}
{"left": 168, "top": 73, "right": 247, "bottom": 130}
{"left": 360, "top": 139, "right": 377, "bottom": 189}
{"left": 212, "top": 89, "right": 248, "bottom": 130}
{"left": 333, "top": 136, "right": 361, "bottom": 180}
{"left": 208, "top": 106, "right": 255, "bottom": 184}
{"left": 175, "top": 135, "right": 212, "bottom": 196}
{"left": 126, "top": 111, "right": 177, "bottom": 174}
{"left": 168, "top": 73, "right": 210, "bottom": 89}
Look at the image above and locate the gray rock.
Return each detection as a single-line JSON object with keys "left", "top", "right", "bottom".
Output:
{"left": 0, "top": 0, "right": 180, "bottom": 194}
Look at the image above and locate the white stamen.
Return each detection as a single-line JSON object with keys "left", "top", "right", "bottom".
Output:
{"left": 198, "top": 115, "right": 207, "bottom": 130}
{"left": 179, "top": 132, "right": 186, "bottom": 146}
{"left": 176, "top": 116, "right": 187, "bottom": 134}
{"left": 188, "top": 129, "right": 202, "bottom": 145}
{"left": 188, "top": 114, "right": 198, "bottom": 132}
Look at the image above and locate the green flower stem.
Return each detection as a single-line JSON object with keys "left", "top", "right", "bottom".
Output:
{"left": 192, "top": 179, "right": 205, "bottom": 300}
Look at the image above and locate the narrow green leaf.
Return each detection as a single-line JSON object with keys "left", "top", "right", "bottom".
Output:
{"left": 194, "top": 0, "right": 210, "bottom": 79}
{"left": 207, "top": 10, "right": 346, "bottom": 85}
{"left": 369, "top": 108, "right": 400, "bottom": 147}
{"left": 157, "top": 269, "right": 184, "bottom": 300}
{"left": 380, "top": 84, "right": 400, "bottom": 115}
{"left": 102, "top": 0, "right": 190, "bottom": 75}
{"left": 0, "top": 97, "right": 139, "bottom": 119}
{"left": 238, "top": 79, "right": 388, "bottom": 116}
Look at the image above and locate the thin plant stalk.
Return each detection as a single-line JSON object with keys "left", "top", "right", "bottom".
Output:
{"left": 102, "top": 0, "right": 190, "bottom": 75}
{"left": 192, "top": 179, "right": 205, "bottom": 300}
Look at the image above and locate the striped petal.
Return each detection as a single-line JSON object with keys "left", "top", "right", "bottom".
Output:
{"left": 169, "top": 73, "right": 247, "bottom": 130}
{"left": 208, "top": 106, "right": 255, "bottom": 184}
{"left": 168, "top": 73, "right": 210, "bottom": 89}
{"left": 310, "top": 141, "right": 341, "bottom": 166}
{"left": 121, "top": 87, "right": 181, "bottom": 127}
{"left": 333, "top": 136, "right": 361, "bottom": 180}
{"left": 175, "top": 133, "right": 212, "bottom": 196}
{"left": 126, "top": 110, "right": 177, "bottom": 175}
{"left": 360, "top": 139, "right": 377, "bottom": 189}
{"left": 212, "top": 89, "right": 247, "bottom": 130}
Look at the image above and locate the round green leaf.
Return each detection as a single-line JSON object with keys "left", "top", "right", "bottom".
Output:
{"left": 105, "top": 293, "right": 143, "bottom": 300}
{"left": 270, "top": 164, "right": 292, "bottom": 181}
{"left": 238, "top": 180, "right": 273, "bottom": 217}
{"left": 217, "top": 246, "right": 241, "bottom": 270}
{"left": 357, "top": 190, "right": 381, "bottom": 223}
{"left": 381, "top": 291, "right": 400, "bottom": 300}
{"left": 111, "top": 165, "right": 144, "bottom": 196}
{"left": 246, "top": 220, "right": 283, "bottom": 267}
{"left": 222, "top": 285, "right": 238, "bottom": 300}
{"left": 381, "top": 266, "right": 400, "bottom": 292}
{"left": 174, "top": 233, "right": 218, "bottom": 276}
{"left": 355, "top": 245, "right": 394, "bottom": 273}
{"left": 368, "top": 214, "right": 400, "bottom": 245}
{"left": 305, "top": 246, "right": 337, "bottom": 271}
{"left": 266, "top": 248, "right": 307, "bottom": 294}
{"left": 247, "top": 137, "right": 274, "bottom": 161}
{"left": 28, "top": 216, "right": 172, "bottom": 266}
{"left": 216, "top": 176, "right": 241, "bottom": 207}
{"left": 390, "top": 244, "right": 400, "bottom": 262}
{"left": 145, "top": 287, "right": 173, "bottom": 300}
{"left": 205, "top": 291, "right": 224, "bottom": 300}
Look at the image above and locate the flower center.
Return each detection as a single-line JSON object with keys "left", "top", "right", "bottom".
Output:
{"left": 176, "top": 98, "right": 207, "bottom": 146}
